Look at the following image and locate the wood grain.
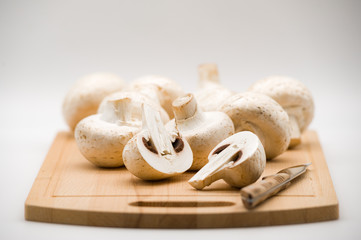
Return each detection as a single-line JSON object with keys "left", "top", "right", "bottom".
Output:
{"left": 24, "top": 130, "right": 338, "bottom": 228}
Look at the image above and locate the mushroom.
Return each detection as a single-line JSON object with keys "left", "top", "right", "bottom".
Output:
{"left": 188, "top": 131, "right": 266, "bottom": 190}
{"left": 248, "top": 76, "right": 314, "bottom": 147}
{"left": 74, "top": 96, "right": 142, "bottom": 168}
{"left": 166, "top": 93, "right": 234, "bottom": 170}
{"left": 194, "top": 63, "right": 234, "bottom": 111}
{"left": 63, "top": 72, "right": 126, "bottom": 131}
{"left": 129, "top": 75, "right": 185, "bottom": 118}
{"left": 123, "top": 104, "right": 193, "bottom": 180}
{"left": 98, "top": 91, "right": 170, "bottom": 124}
{"left": 219, "top": 92, "right": 291, "bottom": 159}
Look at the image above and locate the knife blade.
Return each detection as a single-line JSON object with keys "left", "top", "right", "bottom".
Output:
{"left": 240, "top": 163, "right": 311, "bottom": 209}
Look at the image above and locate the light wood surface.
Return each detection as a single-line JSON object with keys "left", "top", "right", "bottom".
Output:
{"left": 25, "top": 130, "right": 338, "bottom": 228}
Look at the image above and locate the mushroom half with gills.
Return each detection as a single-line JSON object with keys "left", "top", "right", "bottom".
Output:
{"left": 166, "top": 93, "right": 234, "bottom": 170}
{"left": 188, "top": 131, "right": 266, "bottom": 190}
{"left": 248, "top": 76, "right": 314, "bottom": 147}
{"left": 123, "top": 104, "right": 193, "bottom": 180}
{"left": 194, "top": 63, "right": 234, "bottom": 112}
{"left": 63, "top": 72, "right": 126, "bottom": 131}
{"left": 129, "top": 75, "right": 185, "bottom": 118}
{"left": 219, "top": 92, "right": 291, "bottom": 159}
{"left": 74, "top": 97, "right": 142, "bottom": 168}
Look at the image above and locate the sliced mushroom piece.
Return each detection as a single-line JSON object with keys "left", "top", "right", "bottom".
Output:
{"left": 98, "top": 91, "right": 170, "bottom": 124}
{"left": 188, "top": 131, "right": 266, "bottom": 190}
{"left": 166, "top": 93, "right": 234, "bottom": 170}
{"left": 129, "top": 75, "right": 185, "bottom": 118}
{"left": 75, "top": 97, "right": 142, "bottom": 168}
{"left": 194, "top": 63, "right": 234, "bottom": 112}
{"left": 248, "top": 76, "right": 314, "bottom": 147}
{"left": 123, "top": 104, "right": 193, "bottom": 180}
{"left": 219, "top": 92, "right": 291, "bottom": 159}
{"left": 63, "top": 72, "right": 126, "bottom": 131}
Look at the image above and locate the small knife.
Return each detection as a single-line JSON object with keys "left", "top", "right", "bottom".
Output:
{"left": 240, "top": 163, "right": 311, "bottom": 209}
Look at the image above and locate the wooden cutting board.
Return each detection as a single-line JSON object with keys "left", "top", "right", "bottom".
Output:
{"left": 25, "top": 130, "right": 338, "bottom": 228}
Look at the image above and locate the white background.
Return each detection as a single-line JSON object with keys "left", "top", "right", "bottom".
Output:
{"left": 1, "top": 0, "right": 361, "bottom": 239}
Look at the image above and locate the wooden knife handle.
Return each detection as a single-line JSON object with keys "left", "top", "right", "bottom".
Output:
{"left": 240, "top": 173, "right": 291, "bottom": 209}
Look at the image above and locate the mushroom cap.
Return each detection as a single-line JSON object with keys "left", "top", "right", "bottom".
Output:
{"left": 129, "top": 75, "right": 185, "bottom": 118}
{"left": 211, "top": 131, "right": 266, "bottom": 188}
{"left": 75, "top": 114, "right": 140, "bottom": 168}
{"left": 248, "top": 76, "right": 314, "bottom": 132}
{"left": 219, "top": 92, "right": 291, "bottom": 159}
{"left": 98, "top": 91, "right": 170, "bottom": 124}
{"left": 166, "top": 111, "right": 234, "bottom": 170}
{"left": 194, "top": 84, "right": 234, "bottom": 112}
{"left": 62, "top": 72, "right": 126, "bottom": 131}
{"left": 123, "top": 131, "right": 193, "bottom": 180}
{"left": 122, "top": 136, "right": 170, "bottom": 180}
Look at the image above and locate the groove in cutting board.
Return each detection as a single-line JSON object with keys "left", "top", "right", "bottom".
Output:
{"left": 25, "top": 130, "right": 338, "bottom": 228}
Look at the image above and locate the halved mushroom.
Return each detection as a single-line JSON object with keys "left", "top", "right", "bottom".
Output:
{"left": 194, "top": 64, "right": 234, "bottom": 112}
{"left": 63, "top": 72, "right": 126, "bottom": 131}
{"left": 75, "top": 97, "right": 142, "bottom": 168}
{"left": 219, "top": 92, "right": 291, "bottom": 159}
{"left": 123, "top": 104, "right": 193, "bottom": 180}
{"left": 248, "top": 76, "right": 314, "bottom": 147}
{"left": 188, "top": 131, "right": 266, "bottom": 190}
{"left": 129, "top": 75, "right": 185, "bottom": 118}
{"left": 166, "top": 93, "right": 234, "bottom": 170}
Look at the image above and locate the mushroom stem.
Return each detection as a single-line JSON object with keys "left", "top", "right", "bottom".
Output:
{"left": 288, "top": 115, "right": 301, "bottom": 147}
{"left": 100, "top": 98, "right": 135, "bottom": 126}
{"left": 172, "top": 93, "right": 205, "bottom": 122}
{"left": 198, "top": 63, "right": 220, "bottom": 88}
{"left": 113, "top": 98, "right": 131, "bottom": 123}
{"left": 188, "top": 144, "right": 241, "bottom": 190}
{"left": 142, "top": 104, "right": 176, "bottom": 157}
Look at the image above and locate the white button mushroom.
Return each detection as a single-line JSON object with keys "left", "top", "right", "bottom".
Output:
{"left": 74, "top": 97, "right": 142, "bottom": 168}
{"left": 166, "top": 93, "right": 234, "bottom": 170}
{"left": 62, "top": 72, "right": 126, "bottom": 131}
{"left": 219, "top": 92, "right": 291, "bottom": 159}
{"left": 129, "top": 75, "right": 185, "bottom": 118}
{"left": 123, "top": 104, "right": 193, "bottom": 180}
{"left": 188, "top": 131, "right": 266, "bottom": 190}
{"left": 248, "top": 76, "right": 315, "bottom": 147}
{"left": 194, "top": 64, "right": 234, "bottom": 112}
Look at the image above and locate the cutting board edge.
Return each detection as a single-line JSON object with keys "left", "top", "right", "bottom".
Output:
{"left": 24, "top": 199, "right": 339, "bottom": 228}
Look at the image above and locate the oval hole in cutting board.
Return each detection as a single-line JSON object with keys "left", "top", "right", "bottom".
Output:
{"left": 129, "top": 201, "right": 235, "bottom": 208}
